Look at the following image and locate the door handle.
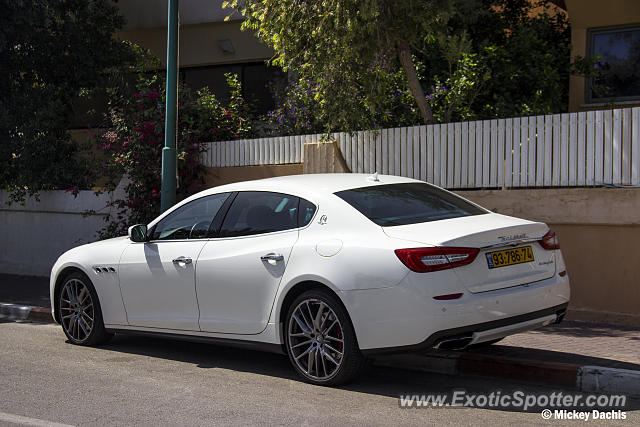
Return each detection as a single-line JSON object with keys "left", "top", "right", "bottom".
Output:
{"left": 261, "top": 253, "right": 284, "bottom": 262}
{"left": 172, "top": 256, "right": 192, "bottom": 265}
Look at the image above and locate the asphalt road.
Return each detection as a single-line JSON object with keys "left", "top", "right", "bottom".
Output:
{"left": 1, "top": 322, "right": 637, "bottom": 427}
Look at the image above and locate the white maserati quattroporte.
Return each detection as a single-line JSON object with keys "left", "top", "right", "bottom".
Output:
{"left": 50, "top": 173, "right": 570, "bottom": 385}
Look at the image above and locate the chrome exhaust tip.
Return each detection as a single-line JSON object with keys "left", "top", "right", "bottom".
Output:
{"left": 434, "top": 335, "right": 474, "bottom": 350}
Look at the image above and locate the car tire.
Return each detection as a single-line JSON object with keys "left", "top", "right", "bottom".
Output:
{"left": 284, "top": 289, "right": 366, "bottom": 386}
{"left": 58, "top": 271, "right": 113, "bottom": 346}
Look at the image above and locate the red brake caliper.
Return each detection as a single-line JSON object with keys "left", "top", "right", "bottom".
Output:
{"left": 336, "top": 326, "right": 343, "bottom": 352}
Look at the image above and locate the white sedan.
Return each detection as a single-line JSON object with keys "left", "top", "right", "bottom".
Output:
{"left": 50, "top": 173, "right": 570, "bottom": 385}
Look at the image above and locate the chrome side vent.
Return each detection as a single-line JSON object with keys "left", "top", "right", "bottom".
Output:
{"left": 92, "top": 266, "right": 117, "bottom": 274}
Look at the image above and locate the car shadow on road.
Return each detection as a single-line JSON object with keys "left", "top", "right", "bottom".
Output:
{"left": 466, "top": 345, "right": 640, "bottom": 371}
{"left": 96, "top": 332, "right": 640, "bottom": 414}
{"left": 529, "top": 320, "right": 640, "bottom": 339}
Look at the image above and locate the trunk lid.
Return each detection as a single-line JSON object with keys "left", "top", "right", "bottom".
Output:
{"left": 384, "top": 213, "right": 556, "bottom": 293}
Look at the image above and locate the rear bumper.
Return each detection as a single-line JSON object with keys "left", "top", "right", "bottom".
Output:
{"left": 341, "top": 268, "right": 570, "bottom": 352}
{"left": 361, "top": 302, "right": 567, "bottom": 355}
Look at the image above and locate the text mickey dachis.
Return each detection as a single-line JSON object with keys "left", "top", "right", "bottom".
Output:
{"left": 545, "top": 409, "right": 626, "bottom": 420}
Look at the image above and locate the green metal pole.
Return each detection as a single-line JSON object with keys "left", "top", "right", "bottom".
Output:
{"left": 161, "top": 0, "right": 179, "bottom": 213}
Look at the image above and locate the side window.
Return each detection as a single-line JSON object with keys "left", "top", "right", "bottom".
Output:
{"left": 151, "top": 193, "right": 231, "bottom": 240}
{"left": 298, "top": 198, "right": 317, "bottom": 227}
{"left": 219, "top": 192, "right": 299, "bottom": 237}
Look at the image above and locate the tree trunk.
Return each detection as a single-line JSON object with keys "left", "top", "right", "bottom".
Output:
{"left": 397, "top": 40, "right": 435, "bottom": 125}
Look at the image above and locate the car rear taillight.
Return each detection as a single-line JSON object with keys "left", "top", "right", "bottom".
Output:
{"left": 394, "top": 247, "right": 479, "bottom": 273}
{"left": 539, "top": 229, "right": 560, "bottom": 250}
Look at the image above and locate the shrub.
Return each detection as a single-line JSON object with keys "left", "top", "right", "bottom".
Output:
{"left": 96, "top": 68, "right": 252, "bottom": 239}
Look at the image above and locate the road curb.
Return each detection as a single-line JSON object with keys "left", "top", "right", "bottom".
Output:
{"left": 0, "top": 303, "right": 54, "bottom": 323}
{"left": 375, "top": 351, "right": 640, "bottom": 398}
{"left": 578, "top": 366, "right": 640, "bottom": 397}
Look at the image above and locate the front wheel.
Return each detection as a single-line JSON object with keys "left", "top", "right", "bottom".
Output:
{"left": 58, "top": 272, "right": 112, "bottom": 346}
{"left": 284, "top": 290, "right": 366, "bottom": 386}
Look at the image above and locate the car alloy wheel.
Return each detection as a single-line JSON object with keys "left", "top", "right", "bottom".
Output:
{"left": 60, "top": 278, "right": 95, "bottom": 343}
{"left": 58, "top": 272, "right": 112, "bottom": 346}
{"left": 288, "top": 298, "right": 344, "bottom": 381}
{"left": 285, "top": 291, "right": 367, "bottom": 385}
{"left": 287, "top": 291, "right": 367, "bottom": 385}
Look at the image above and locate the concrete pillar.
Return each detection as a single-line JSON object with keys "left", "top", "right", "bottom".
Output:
{"left": 303, "top": 141, "right": 350, "bottom": 174}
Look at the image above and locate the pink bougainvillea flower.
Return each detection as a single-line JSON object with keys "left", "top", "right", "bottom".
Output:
{"left": 146, "top": 91, "right": 161, "bottom": 101}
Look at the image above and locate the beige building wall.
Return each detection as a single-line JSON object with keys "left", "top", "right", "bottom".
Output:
{"left": 457, "top": 188, "right": 640, "bottom": 324}
{"left": 117, "top": 20, "right": 273, "bottom": 68}
{"left": 204, "top": 164, "right": 303, "bottom": 188}
{"left": 566, "top": 0, "right": 640, "bottom": 111}
{"left": 114, "top": 0, "right": 272, "bottom": 67}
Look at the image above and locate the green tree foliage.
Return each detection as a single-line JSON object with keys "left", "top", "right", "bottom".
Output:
{"left": 263, "top": 63, "right": 421, "bottom": 135}
{"left": 0, "top": 0, "right": 135, "bottom": 203}
{"left": 96, "top": 60, "right": 253, "bottom": 239}
{"left": 450, "top": 0, "right": 573, "bottom": 118}
{"left": 426, "top": 52, "right": 490, "bottom": 123}
{"left": 225, "top": 0, "right": 454, "bottom": 131}
{"left": 413, "top": 0, "right": 575, "bottom": 122}
{"left": 230, "top": 0, "right": 581, "bottom": 133}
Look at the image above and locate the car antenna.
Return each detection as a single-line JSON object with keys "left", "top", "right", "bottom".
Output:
{"left": 368, "top": 172, "right": 380, "bottom": 182}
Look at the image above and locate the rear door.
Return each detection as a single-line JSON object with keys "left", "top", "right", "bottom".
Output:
{"left": 195, "top": 191, "right": 302, "bottom": 334}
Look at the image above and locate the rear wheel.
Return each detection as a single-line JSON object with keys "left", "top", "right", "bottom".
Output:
{"left": 284, "top": 290, "right": 366, "bottom": 386}
{"left": 58, "top": 272, "right": 112, "bottom": 346}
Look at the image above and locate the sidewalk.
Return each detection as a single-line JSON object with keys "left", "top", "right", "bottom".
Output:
{"left": 375, "top": 319, "right": 640, "bottom": 395}
{"left": 1, "top": 272, "right": 639, "bottom": 396}
{"left": 476, "top": 319, "right": 640, "bottom": 368}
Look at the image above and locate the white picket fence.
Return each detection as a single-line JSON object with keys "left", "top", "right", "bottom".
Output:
{"left": 202, "top": 107, "right": 640, "bottom": 188}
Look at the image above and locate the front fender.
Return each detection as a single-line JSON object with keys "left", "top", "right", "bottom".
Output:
{"left": 50, "top": 238, "right": 130, "bottom": 326}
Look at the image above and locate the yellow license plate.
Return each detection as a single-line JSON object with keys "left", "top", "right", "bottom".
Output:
{"left": 485, "top": 246, "right": 534, "bottom": 269}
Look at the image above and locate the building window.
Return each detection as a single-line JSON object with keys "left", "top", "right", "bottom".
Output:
{"left": 181, "top": 62, "right": 284, "bottom": 114}
{"left": 587, "top": 25, "right": 640, "bottom": 103}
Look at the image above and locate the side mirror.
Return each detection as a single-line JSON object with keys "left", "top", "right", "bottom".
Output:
{"left": 128, "top": 224, "right": 148, "bottom": 242}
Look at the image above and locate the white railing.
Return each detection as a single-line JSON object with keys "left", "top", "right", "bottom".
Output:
{"left": 202, "top": 107, "right": 640, "bottom": 188}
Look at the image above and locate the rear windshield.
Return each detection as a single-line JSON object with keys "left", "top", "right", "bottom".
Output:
{"left": 334, "top": 183, "right": 487, "bottom": 226}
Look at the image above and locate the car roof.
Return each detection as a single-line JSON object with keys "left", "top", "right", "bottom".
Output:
{"left": 198, "top": 173, "right": 421, "bottom": 200}
{"left": 149, "top": 173, "right": 424, "bottom": 227}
